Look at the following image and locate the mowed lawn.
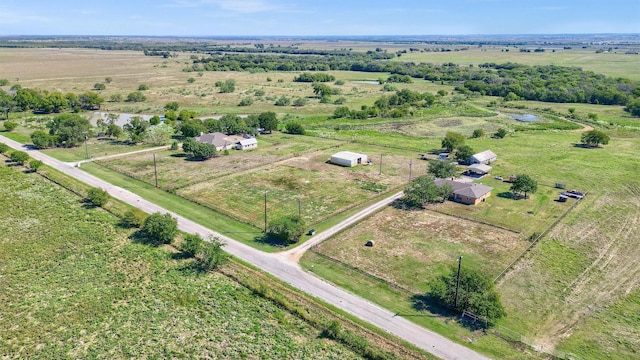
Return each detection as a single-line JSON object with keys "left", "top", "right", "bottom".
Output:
{"left": 0, "top": 164, "right": 361, "bottom": 359}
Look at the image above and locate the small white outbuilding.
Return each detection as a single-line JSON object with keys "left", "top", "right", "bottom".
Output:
{"left": 236, "top": 137, "right": 258, "bottom": 150}
{"left": 330, "top": 151, "right": 368, "bottom": 167}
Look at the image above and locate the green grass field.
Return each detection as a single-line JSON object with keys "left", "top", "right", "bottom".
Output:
{"left": 2, "top": 44, "right": 639, "bottom": 359}
{"left": 0, "top": 163, "right": 366, "bottom": 359}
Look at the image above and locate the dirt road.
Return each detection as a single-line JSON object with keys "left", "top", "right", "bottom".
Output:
{"left": 0, "top": 134, "right": 490, "bottom": 360}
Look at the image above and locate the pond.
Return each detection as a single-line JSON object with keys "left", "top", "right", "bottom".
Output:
{"left": 509, "top": 113, "right": 539, "bottom": 122}
{"left": 351, "top": 80, "right": 380, "bottom": 85}
{"left": 90, "top": 112, "right": 156, "bottom": 127}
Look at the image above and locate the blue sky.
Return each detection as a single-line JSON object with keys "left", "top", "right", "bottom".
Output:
{"left": 0, "top": 0, "right": 638, "bottom": 36}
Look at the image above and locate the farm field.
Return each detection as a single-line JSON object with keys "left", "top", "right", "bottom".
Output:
{"left": 0, "top": 163, "right": 365, "bottom": 359}
{"left": 302, "top": 128, "right": 640, "bottom": 357}
{"left": 2, "top": 42, "right": 640, "bottom": 359}
{"left": 98, "top": 133, "right": 418, "bottom": 229}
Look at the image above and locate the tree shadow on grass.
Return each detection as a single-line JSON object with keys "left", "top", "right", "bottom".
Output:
{"left": 410, "top": 293, "right": 489, "bottom": 331}
{"left": 410, "top": 293, "right": 455, "bottom": 317}
{"left": 170, "top": 153, "right": 188, "bottom": 158}
{"left": 496, "top": 191, "right": 513, "bottom": 199}
{"left": 175, "top": 259, "right": 210, "bottom": 275}
{"left": 129, "top": 229, "right": 164, "bottom": 247}
{"left": 572, "top": 143, "right": 600, "bottom": 149}
{"left": 391, "top": 198, "right": 414, "bottom": 211}
{"left": 254, "top": 233, "right": 290, "bottom": 248}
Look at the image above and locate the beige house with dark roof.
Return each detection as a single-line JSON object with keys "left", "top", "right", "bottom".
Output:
{"left": 434, "top": 178, "right": 493, "bottom": 205}
{"left": 194, "top": 132, "right": 234, "bottom": 151}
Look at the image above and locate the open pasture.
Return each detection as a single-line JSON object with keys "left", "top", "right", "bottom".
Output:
{"left": 397, "top": 47, "right": 640, "bottom": 81}
{"left": 97, "top": 133, "right": 344, "bottom": 190}
{"left": 176, "top": 142, "right": 418, "bottom": 228}
{"left": 0, "top": 163, "right": 363, "bottom": 359}
{"left": 312, "top": 206, "right": 526, "bottom": 293}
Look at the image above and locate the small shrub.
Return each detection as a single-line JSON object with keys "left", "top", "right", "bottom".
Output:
{"left": 334, "top": 79, "right": 345, "bottom": 85}
{"left": 121, "top": 208, "right": 147, "bottom": 228}
{"left": 9, "top": 151, "right": 29, "bottom": 165}
{"left": 187, "top": 77, "right": 195, "bottom": 83}
{"left": 104, "top": 77, "right": 112, "bottom": 83}
{"left": 285, "top": 121, "right": 305, "bottom": 135}
{"left": 3, "top": 121, "right": 18, "bottom": 131}
{"left": 94, "top": 83, "right": 106, "bottom": 90}
{"left": 29, "top": 159, "right": 44, "bottom": 172}
{"left": 199, "top": 237, "right": 228, "bottom": 270}
{"left": 170, "top": 141, "right": 179, "bottom": 151}
{"left": 293, "top": 97, "right": 307, "bottom": 107}
{"left": 181, "top": 233, "right": 203, "bottom": 257}
{"left": 0, "top": 78, "right": 9, "bottom": 86}
{"left": 138, "top": 84, "right": 149, "bottom": 91}
{"left": 275, "top": 96, "right": 291, "bottom": 106}
{"left": 142, "top": 212, "right": 178, "bottom": 245}
{"left": 0, "top": 143, "right": 10, "bottom": 153}
{"left": 238, "top": 97, "right": 254, "bottom": 106}
{"left": 471, "top": 129, "right": 485, "bottom": 138}
{"left": 87, "top": 187, "right": 110, "bottom": 207}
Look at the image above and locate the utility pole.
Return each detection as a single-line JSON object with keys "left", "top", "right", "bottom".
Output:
{"left": 84, "top": 136, "right": 89, "bottom": 159}
{"left": 297, "top": 198, "right": 301, "bottom": 218}
{"left": 454, "top": 256, "right": 463, "bottom": 309}
{"left": 264, "top": 191, "right": 268, "bottom": 233}
{"left": 153, "top": 153, "right": 158, "bottom": 188}
{"left": 409, "top": 159, "right": 412, "bottom": 181}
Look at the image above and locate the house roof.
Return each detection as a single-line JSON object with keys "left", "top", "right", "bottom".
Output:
{"left": 332, "top": 151, "right": 367, "bottom": 161}
{"left": 467, "top": 163, "right": 492, "bottom": 173}
{"left": 471, "top": 150, "right": 497, "bottom": 163}
{"left": 195, "top": 132, "right": 230, "bottom": 148}
{"left": 239, "top": 138, "right": 257, "bottom": 146}
{"left": 434, "top": 178, "right": 493, "bottom": 199}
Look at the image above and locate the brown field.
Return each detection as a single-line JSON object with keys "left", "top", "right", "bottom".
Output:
{"left": 313, "top": 206, "right": 526, "bottom": 292}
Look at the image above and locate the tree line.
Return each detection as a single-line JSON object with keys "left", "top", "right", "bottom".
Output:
{"left": 189, "top": 53, "right": 639, "bottom": 108}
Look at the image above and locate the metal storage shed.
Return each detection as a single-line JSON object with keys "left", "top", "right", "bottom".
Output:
{"left": 330, "top": 151, "right": 368, "bottom": 167}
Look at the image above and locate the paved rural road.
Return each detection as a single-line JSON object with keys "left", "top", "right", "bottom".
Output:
{"left": 1, "top": 135, "right": 490, "bottom": 360}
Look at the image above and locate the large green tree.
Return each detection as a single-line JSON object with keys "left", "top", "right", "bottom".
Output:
{"left": 180, "top": 119, "right": 206, "bottom": 138}
{"left": 428, "top": 160, "right": 458, "bottom": 179}
{"left": 580, "top": 129, "right": 610, "bottom": 147}
{"left": 441, "top": 131, "right": 465, "bottom": 152}
{"left": 454, "top": 145, "right": 474, "bottom": 164}
{"left": 267, "top": 215, "right": 306, "bottom": 244}
{"left": 123, "top": 116, "right": 150, "bottom": 143}
{"left": 258, "top": 112, "right": 278, "bottom": 133}
{"left": 510, "top": 174, "right": 538, "bottom": 199}
{"left": 403, "top": 175, "right": 443, "bottom": 208}
{"left": 429, "top": 265, "right": 505, "bottom": 322}
{"left": 30, "top": 130, "right": 57, "bottom": 149}
{"left": 143, "top": 123, "right": 175, "bottom": 146}
{"left": 47, "top": 113, "right": 92, "bottom": 148}
{"left": 78, "top": 91, "right": 104, "bottom": 110}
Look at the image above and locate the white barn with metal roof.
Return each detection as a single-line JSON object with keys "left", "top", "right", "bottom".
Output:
{"left": 330, "top": 151, "right": 368, "bottom": 167}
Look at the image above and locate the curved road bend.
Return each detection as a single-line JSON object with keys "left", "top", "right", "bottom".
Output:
{"left": 1, "top": 135, "right": 489, "bottom": 360}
